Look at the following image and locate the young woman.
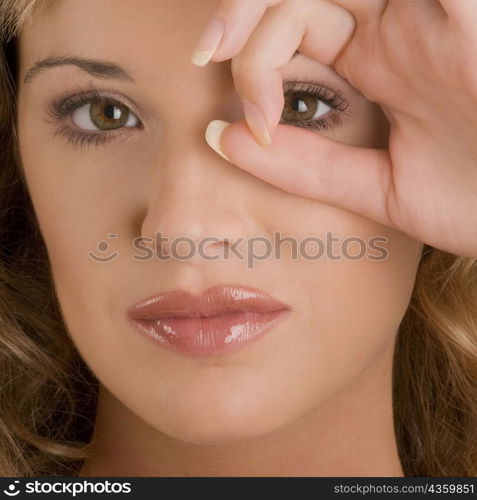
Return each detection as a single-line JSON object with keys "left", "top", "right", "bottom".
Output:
{"left": 0, "top": 0, "right": 476, "bottom": 477}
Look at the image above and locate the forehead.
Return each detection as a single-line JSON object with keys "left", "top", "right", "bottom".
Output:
{"left": 18, "top": 0, "right": 218, "bottom": 79}
{"left": 16, "top": 0, "right": 364, "bottom": 123}
{"left": 16, "top": 0, "right": 339, "bottom": 97}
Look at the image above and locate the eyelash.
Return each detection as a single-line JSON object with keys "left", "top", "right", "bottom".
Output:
{"left": 47, "top": 82, "right": 349, "bottom": 149}
{"left": 47, "top": 88, "right": 141, "bottom": 149}
{"left": 281, "top": 80, "right": 349, "bottom": 131}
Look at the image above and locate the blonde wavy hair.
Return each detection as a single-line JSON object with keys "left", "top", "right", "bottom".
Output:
{"left": 1, "top": 0, "right": 477, "bottom": 477}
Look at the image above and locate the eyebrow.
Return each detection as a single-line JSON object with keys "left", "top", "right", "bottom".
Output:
{"left": 24, "top": 52, "right": 302, "bottom": 85}
{"left": 23, "top": 55, "right": 135, "bottom": 84}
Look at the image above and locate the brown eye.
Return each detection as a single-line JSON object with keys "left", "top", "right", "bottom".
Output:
{"left": 72, "top": 99, "right": 139, "bottom": 131}
{"left": 282, "top": 93, "right": 332, "bottom": 123}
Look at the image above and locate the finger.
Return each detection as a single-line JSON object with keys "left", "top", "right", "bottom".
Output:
{"left": 328, "top": 0, "right": 388, "bottom": 21}
{"left": 206, "top": 120, "right": 395, "bottom": 229}
{"left": 190, "top": 0, "right": 284, "bottom": 67}
{"left": 438, "top": 0, "right": 477, "bottom": 28}
{"left": 230, "top": 0, "right": 355, "bottom": 146}
{"left": 332, "top": 0, "right": 446, "bottom": 105}
{"left": 387, "top": 0, "right": 447, "bottom": 24}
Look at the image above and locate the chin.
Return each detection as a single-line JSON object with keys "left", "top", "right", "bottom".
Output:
{"left": 141, "top": 389, "right": 300, "bottom": 446}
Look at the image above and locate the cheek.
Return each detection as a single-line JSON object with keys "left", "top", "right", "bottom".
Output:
{"left": 17, "top": 112, "right": 147, "bottom": 278}
{"left": 295, "top": 245, "right": 416, "bottom": 389}
{"left": 260, "top": 203, "right": 421, "bottom": 408}
{"left": 18, "top": 121, "right": 421, "bottom": 445}
{"left": 17, "top": 129, "right": 141, "bottom": 353}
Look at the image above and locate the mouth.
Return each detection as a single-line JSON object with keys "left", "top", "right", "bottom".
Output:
{"left": 126, "top": 285, "right": 291, "bottom": 357}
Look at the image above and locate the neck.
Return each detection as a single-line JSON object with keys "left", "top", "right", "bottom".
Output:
{"left": 80, "top": 340, "right": 403, "bottom": 477}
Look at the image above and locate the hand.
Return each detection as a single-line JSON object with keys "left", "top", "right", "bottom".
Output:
{"left": 191, "top": 0, "right": 477, "bottom": 259}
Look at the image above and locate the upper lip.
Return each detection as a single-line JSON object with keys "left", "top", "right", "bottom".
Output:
{"left": 127, "top": 285, "right": 291, "bottom": 320}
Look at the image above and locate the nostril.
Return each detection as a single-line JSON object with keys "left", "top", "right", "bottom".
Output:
{"left": 151, "top": 233, "right": 237, "bottom": 262}
{"left": 199, "top": 236, "right": 233, "bottom": 260}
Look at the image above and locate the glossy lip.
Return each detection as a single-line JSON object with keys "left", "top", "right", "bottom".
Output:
{"left": 126, "top": 285, "right": 291, "bottom": 357}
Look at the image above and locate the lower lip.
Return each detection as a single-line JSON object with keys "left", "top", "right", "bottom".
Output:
{"left": 129, "top": 310, "right": 289, "bottom": 357}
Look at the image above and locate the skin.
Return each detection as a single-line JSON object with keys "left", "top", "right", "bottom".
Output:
{"left": 16, "top": 0, "right": 422, "bottom": 476}
{"left": 203, "top": 0, "right": 477, "bottom": 259}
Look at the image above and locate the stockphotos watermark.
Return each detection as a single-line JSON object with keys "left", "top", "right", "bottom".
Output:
{"left": 2, "top": 479, "right": 132, "bottom": 497}
{"left": 88, "top": 231, "right": 390, "bottom": 268}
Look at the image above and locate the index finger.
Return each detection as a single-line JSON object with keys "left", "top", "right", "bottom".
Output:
{"left": 190, "top": 0, "right": 284, "bottom": 66}
{"left": 438, "top": 0, "right": 477, "bottom": 29}
{"left": 216, "top": 0, "right": 355, "bottom": 146}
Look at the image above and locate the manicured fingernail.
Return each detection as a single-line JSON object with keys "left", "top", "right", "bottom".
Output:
{"left": 191, "top": 16, "right": 225, "bottom": 67}
{"left": 205, "top": 120, "right": 232, "bottom": 162}
{"left": 242, "top": 99, "right": 272, "bottom": 147}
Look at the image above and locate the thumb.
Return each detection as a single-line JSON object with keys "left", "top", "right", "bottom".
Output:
{"left": 205, "top": 120, "right": 395, "bottom": 228}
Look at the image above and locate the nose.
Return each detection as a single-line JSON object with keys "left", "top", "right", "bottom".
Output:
{"left": 139, "top": 139, "right": 260, "bottom": 266}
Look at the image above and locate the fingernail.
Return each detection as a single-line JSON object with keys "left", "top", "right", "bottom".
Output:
{"left": 242, "top": 99, "right": 272, "bottom": 147}
{"left": 191, "top": 16, "right": 225, "bottom": 67}
{"left": 205, "top": 120, "right": 232, "bottom": 162}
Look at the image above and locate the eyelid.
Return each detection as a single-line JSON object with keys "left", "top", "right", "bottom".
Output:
{"left": 282, "top": 79, "right": 350, "bottom": 113}
{"left": 46, "top": 80, "right": 348, "bottom": 149}
{"left": 45, "top": 87, "right": 144, "bottom": 149}
{"left": 48, "top": 86, "right": 145, "bottom": 127}
{"left": 281, "top": 79, "right": 350, "bottom": 131}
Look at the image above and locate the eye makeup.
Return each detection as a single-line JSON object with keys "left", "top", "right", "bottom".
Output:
{"left": 46, "top": 86, "right": 143, "bottom": 149}
{"left": 281, "top": 80, "right": 350, "bottom": 131}
{"left": 45, "top": 79, "right": 350, "bottom": 150}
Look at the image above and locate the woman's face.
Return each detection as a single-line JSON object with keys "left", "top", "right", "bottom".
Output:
{"left": 17, "top": 0, "right": 422, "bottom": 444}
